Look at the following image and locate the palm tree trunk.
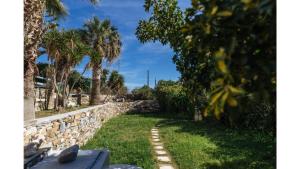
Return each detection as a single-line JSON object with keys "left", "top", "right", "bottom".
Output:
{"left": 56, "top": 67, "right": 66, "bottom": 108}
{"left": 24, "top": 62, "right": 36, "bottom": 121}
{"left": 24, "top": 0, "right": 46, "bottom": 121}
{"left": 90, "top": 64, "right": 102, "bottom": 105}
{"left": 45, "top": 79, "right": 54, "bottom": 110}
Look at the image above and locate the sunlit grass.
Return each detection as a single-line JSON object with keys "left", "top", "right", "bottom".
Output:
{"left": 82, "top": 113, "right": 161, "bottom": 169}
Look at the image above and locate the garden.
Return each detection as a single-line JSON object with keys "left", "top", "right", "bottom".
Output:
{"left": 23, "top": 0, "right": 276, "bottom": 169}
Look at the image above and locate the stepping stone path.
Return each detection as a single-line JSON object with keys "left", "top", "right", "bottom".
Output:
{"left": 150, "top": 128, "right": 176, "bottom": 169}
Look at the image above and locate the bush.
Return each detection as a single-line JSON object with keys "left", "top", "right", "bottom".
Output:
{"left": 155, "top": 80, "right": 193, "bottom": 117}
{"left": 131, "top": 85, "right": 154, "bottom": 100}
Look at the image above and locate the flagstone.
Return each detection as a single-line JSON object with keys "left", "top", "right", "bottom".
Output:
{"left": 159, "top": 164, "right": 174, "bottom": 169}
{"left": 153, "top": 138, "right": 160, "bottom": 142}
{"left": 155, "top": 150, "right": 167, "bottom": 155}
{"left": 157, "top": 156, "right": 171, "bottom": 162}
{"left": 152, "top": 142, "right": 163, "bottom": 146}
{"left": 154, "top": 145, "right": 164, "bottom": 150}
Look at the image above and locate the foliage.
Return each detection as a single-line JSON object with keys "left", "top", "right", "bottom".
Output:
{"left": 155, "top": 80, "right": 193, "bottom": 116}
{"left": 131, "top": 85, "right": 154, "bottom": 100}
{"left": 68, "top": 70, "right": 91, "bottom": 93}
{"left": 136, "top": 0, "right": 276, "bottom": 130}
{"left": 82, "top": 17, "right": 122, "bottom": 65}
{"left": 41, "top": 28, "right": 87, "bottom": 108}
{"left": 107, "top": 70, "right": 127, "bottom": 95}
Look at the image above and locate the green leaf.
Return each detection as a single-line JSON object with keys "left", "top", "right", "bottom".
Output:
{"left": 217, "top": 11, "right": 233, "bottom": 17}
{"left": 210, "top": 90, "right": 224, "bottom": 106}
{"left": 211, "top": 6, "right": 218, "bottom": 15}
{"left": 214, "top": 106, "right": 222, "bottom": 120}
{"left": 217, "top": 60, "right": 228, "bottom": 74}
{"left": 220, "top": 91, "right": 229, "bottom": 112}
{"left": 227, "top": 97, "right": 238, "bottom": 107}
{"left": 228, "top": 86, "right": 245, "bottom": 95}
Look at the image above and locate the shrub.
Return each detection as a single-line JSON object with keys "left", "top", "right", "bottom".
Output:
{"left": 155, "top": 80, "right": 193, "bottom": 117}
{"left": 131, "top": 85, "right": 154, "bottom": 100}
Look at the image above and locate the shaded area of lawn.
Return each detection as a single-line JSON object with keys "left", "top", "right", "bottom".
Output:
{"left": 157, "top": 118, "right": 276, "bottom": 169}
{"left": 81, "top": 112, "right": 276, "bottom": 169}
{"left": 81, "top": 113, "right": 161, "bottom": 169}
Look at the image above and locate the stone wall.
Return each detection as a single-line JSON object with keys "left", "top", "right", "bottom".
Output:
{"left": 24, "top": 100, "right": 159, "bottom": 150}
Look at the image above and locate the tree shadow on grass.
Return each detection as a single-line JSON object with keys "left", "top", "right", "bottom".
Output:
{"left": 128, "top": 112, "right": 276, "bottom": 169}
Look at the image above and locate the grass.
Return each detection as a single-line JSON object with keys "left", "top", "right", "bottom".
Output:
{"left": 81, "top": 113, "right": 276, "bottom": 169}
{"left": 81, "top": 113, "right": 161, "bottom": 169}
{"left": 35, "top": 104, "right": 90, "bottom": 118}
{"left": 158, "top": 118, "right": 276, "bottom": 169}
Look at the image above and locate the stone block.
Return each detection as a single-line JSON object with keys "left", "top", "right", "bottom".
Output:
{"left": 157, "top": 156, "right": 171, "bottom": 162}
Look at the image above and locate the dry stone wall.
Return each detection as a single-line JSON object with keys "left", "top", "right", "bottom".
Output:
{"left": 24, "top": 101, "right": 159, "bottom": 150}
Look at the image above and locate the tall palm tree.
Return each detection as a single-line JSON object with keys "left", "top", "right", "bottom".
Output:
{"left": 82, "top": 17, "right": 122, "bottom": 105}
{"left": 24, "top": 0, "right": 99, "bottom": 121}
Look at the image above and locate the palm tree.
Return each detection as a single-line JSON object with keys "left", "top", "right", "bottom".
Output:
{"left": 24, "top": 0, "right": 99, "bottom": 121}
{"left": 107, "top": 70, "right": 125, "bottom": 95}
{"left": 82, "top": 17, "right": 122, "bottom": 105}
{"left": 42, "top": 29, "right": 86, "bottom": 109}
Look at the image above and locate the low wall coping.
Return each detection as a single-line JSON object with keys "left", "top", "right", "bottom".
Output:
{"left": 25, "top": 103, "right": 112, "bottom": 127}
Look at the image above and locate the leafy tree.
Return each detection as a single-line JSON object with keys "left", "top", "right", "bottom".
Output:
{"left": 137, "top": 0, "right": 276, "bottom": 129}
{"left": 82, "top": 17, "right": 122, "bottom": 105}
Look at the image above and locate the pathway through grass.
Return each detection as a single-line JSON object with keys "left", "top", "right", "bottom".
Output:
{"left": 82, "top": 113, "right": 276, "bottom": 169}
{"left": 82, "top": 113, "right": 161, "bottom": 169}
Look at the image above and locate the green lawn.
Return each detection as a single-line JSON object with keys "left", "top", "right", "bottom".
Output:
{"left": 158, "top": 119, "right": 276, "bottom": 169}
{"left": 82, "top": 113, "right": 276, "bottom": 169}
{"left": 81, "top": 114, "right": 161, "bottom": 169}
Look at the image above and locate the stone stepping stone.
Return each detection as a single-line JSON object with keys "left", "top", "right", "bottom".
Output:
{"left": 152, "top": 142, "right": 163, "bottom": 146}
{"left": 157, "top": 156, "right": 171, "bottom": 162}
{"left": 155, "top": 150, "right": 167, "bottom": 155}
{"left": 159, "top": 164, "right": 174, "bottom": 169}
{"left": 153, "top": 138, "right": 160, "bottom": 142}
{"left": 152, "top": 133, "right": 159, "bottom": 136}
{"left": 152, "top": 136, "right": 159, "bottom": 139}
{"left": 154, "top": 145, "right": 164, "bottom": 150}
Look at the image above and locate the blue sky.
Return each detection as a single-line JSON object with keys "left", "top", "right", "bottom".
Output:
{"left": 37, "top": 0, "right": 191, "bottom": 90}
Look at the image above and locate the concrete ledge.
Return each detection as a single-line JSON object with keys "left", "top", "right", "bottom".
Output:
{"left": 34, "top": 103, "right": 110, "bottom": 125}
